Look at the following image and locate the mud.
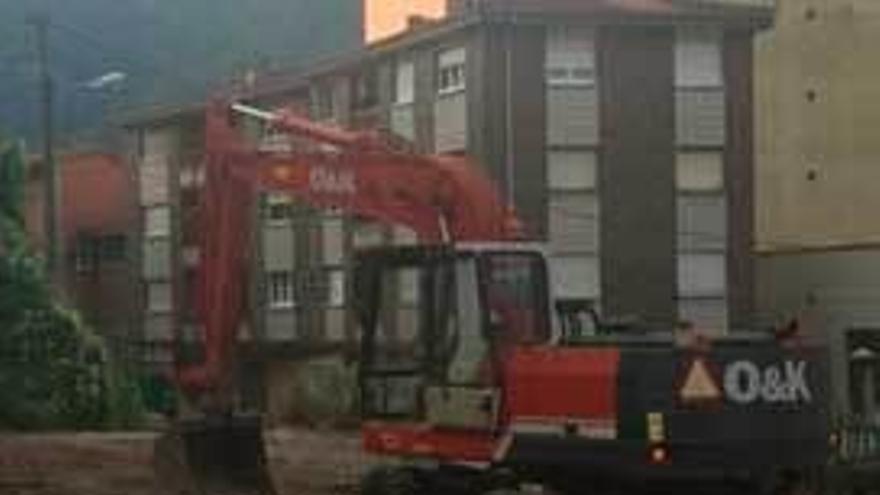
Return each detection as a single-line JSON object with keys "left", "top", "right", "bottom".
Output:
{"left": 0, "top": 429, "right": 374, "bottom": 495}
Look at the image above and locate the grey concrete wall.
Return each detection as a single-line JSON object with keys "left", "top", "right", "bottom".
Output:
{"left": 757, "top": 249, "right": 880, "bottom": 417}
{"left": 598, "top": 26, "right": 677, "bottom": 329}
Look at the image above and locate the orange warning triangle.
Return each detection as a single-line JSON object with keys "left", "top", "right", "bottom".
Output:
{"left": 679, "top": 358, "right": 721, "bottom": 402}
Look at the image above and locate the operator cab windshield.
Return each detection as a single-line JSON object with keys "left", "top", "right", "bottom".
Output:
{"left": 356, "top": 248, "right": 550, "bottom": 419}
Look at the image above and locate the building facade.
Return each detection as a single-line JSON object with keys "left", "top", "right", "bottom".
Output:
{"left": 755, "top": 0, "right": 880, "bottom": 419}
{"left": 25, "top": 151, "right": 139, "bottom": 359}
{"left": 127, "top": 0, "right": 770, "bottom": 417}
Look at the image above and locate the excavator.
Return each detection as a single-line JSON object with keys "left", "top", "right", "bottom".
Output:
{"left": 155, "top": 99, "right": 837, "bottom": 495}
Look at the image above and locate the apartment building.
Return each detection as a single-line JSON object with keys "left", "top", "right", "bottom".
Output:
{"left": 25, "top": 151, "right": 138, "bottom": 359}
{"left": 126, "top": 0, "right": 770, "bottom": 416}
{"left": 755, "top": 0, "right": 880, "bottom": 419}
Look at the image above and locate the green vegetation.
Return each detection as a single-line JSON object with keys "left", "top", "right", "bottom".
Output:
{"left": 0, "top": 138, "right": 144, "bottom": 430}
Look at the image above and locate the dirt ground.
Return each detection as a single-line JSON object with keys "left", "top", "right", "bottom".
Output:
{"left": 0, "top": 428, "right": 375, "bottom": 495}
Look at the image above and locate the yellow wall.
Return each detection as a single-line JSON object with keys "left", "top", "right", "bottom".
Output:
{"left": 756, "top": 0, "right": 880, "bottom": 251}
{"left": 364, "top": 0, "right": 447, "bottom": 43}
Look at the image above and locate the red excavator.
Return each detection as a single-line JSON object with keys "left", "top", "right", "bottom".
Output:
{"left": 156, "top": 100, "right": 835, "bottom": 495}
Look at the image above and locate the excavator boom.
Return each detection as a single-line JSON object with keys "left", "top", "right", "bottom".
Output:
{"left": 155, "top": 99, "right": 525, "bottom": 495}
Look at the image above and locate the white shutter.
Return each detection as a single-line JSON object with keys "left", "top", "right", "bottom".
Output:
{"left": 549, "top": 192, "right": 599, "bottom": 254}
{"left": 550, "top": 255, "right": 600, "bottom": 299}
{"left": 679, "top": 298, "right": 728, "bottom": 334}
{"left": 395, "top": 60, "right": 415, "bottom": 105}
{"left": 399, "top": 268, "right": 420, "bottom": 304}
{"left": 678, "top": 254, "right": 726, "bottom": 297}
{"left": 353, "top": 221, "right": 385, "bottom": 247}
{"left": 675, "top": 28, "right": 722, "bottom": 88}
{"left": 677, "top": 195, "right": 727, "bottom": 252}
{"left": 676, "top": 152, "right": 724, "bottom": 191}
{"left": 392, "top": 226, "right": 418, "bottom": 246}
{"left": 145, "top": 206, "right": 171, "bottom": 238}
{"left": 328, "top": 270, "right": 346, "bottom": 307}
{"left": 140, "top": 155, "right": 169, "bottom": 205}
{"left": 147, "top": 282, "right": 173, "bottom": 312}
{"left": 547, "top": 151, "right": 597, "bottom": 190}
{"left": 546, "top": 26, "right": 595, "bottom": 85}
{"left": 143, "top": 128, "right": 176, "bottom": 155}
{"left": 322, "top": 216, "right": 345, "bottom": 265}
{"left": 438, "top": 47, "right": 466, "bottom": 68}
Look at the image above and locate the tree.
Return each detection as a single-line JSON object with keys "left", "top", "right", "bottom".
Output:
{"left": 0, "top": 137, "right": 123, "bottom": 429}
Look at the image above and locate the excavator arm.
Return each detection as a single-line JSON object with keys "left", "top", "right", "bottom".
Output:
{"left": 177, "top": 99, "right": 523, "bottom": 395}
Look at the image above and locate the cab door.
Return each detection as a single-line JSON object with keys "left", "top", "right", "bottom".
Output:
{"left": 424, "top": 257, "right": 500, "bottom": 431}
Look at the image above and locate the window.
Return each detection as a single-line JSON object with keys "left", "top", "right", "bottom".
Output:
{"left": 677, "top": 254, "right": 726, "bottom": 298}
{"left": 550, "top": 256, "right": 600, "bottom": 300}
{"left": 267, "top": 271, "right": 295, "bottom": 309}
{"left": 353, "top": 69, "right": 379, "bottom": 109}
{"left": 675, "top": 28, "right": 722, "bottom": 88}
{"left": 395, "top": 59, "right": 415, "bottom": 105}
{"left": 74, "top": 236, "right": 99, "bottom": 274}
{"left": 546, "top": 26, "right": 595, "bottom": 86}
{"left": 293, "top": 268, "right": 345, "bottom": 307}
{"left": 549, "top": 193, "right": 599, "bottom": 254}
{"left": 259, "top": 123, "right": 293, "bottom": 153}
{"left": 679, "top": 297, "right": 728, "bottom": 333}
{"left": 677, "top": 195, "right": 727, "bottom": 252}
{"left": 547, "top": 152, "right": 599, "bottom": 254}
{"left": 847, "top": 330, "right": 880, "bottom": 420}
{"left": 548, "top": 151, "right": 597, "bottom": 190}
{"left": 437, "top": 47, "right": 466, "bottom": 95}
{"left": 312, "top": 85, "right": 334, "bottom": 121}
{"left": 328, "top": 269, "right": 346, "bottom": 307}
{"left": 322, "top": 215, "right": 344, "bottom": 265}
{"left": 482, "top": 253, "right": 551, "bottom": 345}
{"left": 676, "top": 152, "right": 724, "bottom": 192}
{"left": 145, "top": 206, "right": 171, "bottom": 238}
{"left": 140, "top": 155, "right": 170, "bottom": 205}
{"left": 265, "top": 194, "right": 293, "bottom": 222}
{"left": 146, "top": 282, "right": 173, "bottom": 312}
{"left": 101, "top": 235, "right": 126, "bottom": 261}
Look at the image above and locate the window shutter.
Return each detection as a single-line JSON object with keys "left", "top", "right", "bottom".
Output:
{"left": 550, "top": 255, "right": 600, "bottom": 299}
{"left": 675, "top": 28, "right": 722, "bottom": 88}
{"left": 677, "top": 254, "right": 726, "bottom": 297}
{"left": 395, "top": 60, "right": 415, "bottom": 104}
{"left": 547, "top": 151, "right": 597, "bottom": 190}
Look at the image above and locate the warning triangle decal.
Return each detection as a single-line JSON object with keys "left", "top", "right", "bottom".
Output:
{"left": 679, "top": 358, "right": 721, "bottom": 402}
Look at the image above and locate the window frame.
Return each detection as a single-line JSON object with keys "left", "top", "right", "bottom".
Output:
{"left": 267, "top": 270, "right": 296, "bottom": 309}
{"left": 545, "top": 26, "right": 596, "bottom": 88}
{"left": 394, "top": 58, "right": 416, "bottom": 106}
{"left": 436, "top": 47, "right": 466, "bottom": 96}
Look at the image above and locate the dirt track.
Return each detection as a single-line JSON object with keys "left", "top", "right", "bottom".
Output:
{"left": 0, "top": 429, "right": 374, "bottom": 495}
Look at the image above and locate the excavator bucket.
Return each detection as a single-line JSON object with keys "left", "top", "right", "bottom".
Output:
{"left": 153, "top": 414, "right": 276, "bottom": 495}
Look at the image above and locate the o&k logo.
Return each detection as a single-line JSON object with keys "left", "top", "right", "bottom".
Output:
{"left": 679, "top": 358, "right": 813, "bottom": 406}
{"left": 723, "top": 360, "right": 812, "bottom": 405}
{"left": 309, "top": 166, "right": 356, "bottom": 195}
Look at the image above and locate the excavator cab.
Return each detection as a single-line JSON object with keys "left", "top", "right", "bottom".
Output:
{"left": 355, "top": 244, "right": 551, "bottom": 450}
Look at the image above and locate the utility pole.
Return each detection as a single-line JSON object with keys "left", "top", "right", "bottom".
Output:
{"left": 28, "top": 12, "right": 62, "bottom": 281}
